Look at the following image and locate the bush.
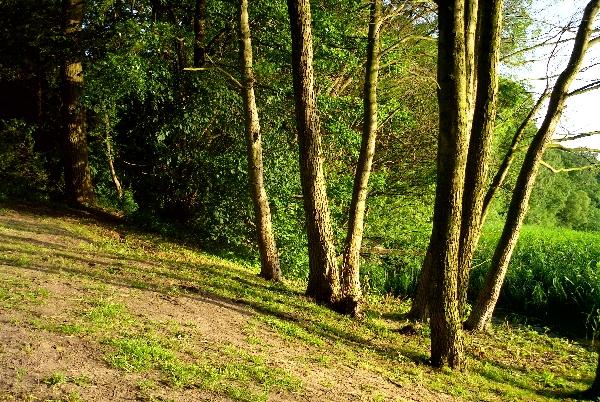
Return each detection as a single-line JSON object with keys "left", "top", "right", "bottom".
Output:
{"left": 0, "top": 119, "right": 50, "bottom": 199}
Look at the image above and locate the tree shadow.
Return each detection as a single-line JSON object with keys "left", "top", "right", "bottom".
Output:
{"left": 0, "top": 216, "right": 430, "bottom": 372}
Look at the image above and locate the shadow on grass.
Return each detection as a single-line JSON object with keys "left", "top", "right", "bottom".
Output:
{"left": 0, "top": 206, "right": 430, "bottom": 370}
{"left": 472, "top": 353, "right": 595, "bottom": 400}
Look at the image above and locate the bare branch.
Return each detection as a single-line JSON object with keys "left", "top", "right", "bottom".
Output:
{"left": 500, "top": 33, "right": 574, "bottom": 62}
{"left": 548, "top": 143, "right": 600, "bottom": 153}
{"left": 377, "top": 105, "right": 404, "bottom": 131}
{"left": 567, "top": 80, "right": 600, "bottom": 96}
{"left": 540, "top": 159, "right": 600, "bottom": 173}
{"left": 480, "top": 90, "right": 550, "bottom": 220}
{"left": 184, "top": 63, "right": 243, "bottom": 90}
{"left": 554, "top": 130, "right": 600, "bottom": 142}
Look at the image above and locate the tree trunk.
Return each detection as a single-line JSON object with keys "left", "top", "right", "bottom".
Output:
{"left": 464, "top": 0, "right": 600, "bottom": 332}
{"left": 428, "top": 0, "right": 473, "bottom": 370}
{"left": 239, "top": 0, "right": 282, "bottom": 282}
{"left": 104, "top": 114, "right": 123, "bottom": 199}
{"left": 479, "top": 92, "right": 547, "bottom": 223}
{"left": 61, "top": 0, "right": 93, "bottom": 205}
{"left": 407, "top": 241, "right": 432, "bottom": 321}
{"left": 339, "top": 0, "right": 382, "bottom": 317}
{"left": 457, "top": 0, "right": 503, "bottom": 311}
{"left": 194, "top": 0, "right": 207, "bottom": 67}
{"left": 286, "top": 0, "right": 340, "bottom": 304}
{"left": 586, "top": 348, "right": 600, "bottom": 398}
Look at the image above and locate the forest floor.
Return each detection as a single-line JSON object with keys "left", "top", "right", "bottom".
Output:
{"left": 0, "top": 202, "right": 597, "bottom": 402}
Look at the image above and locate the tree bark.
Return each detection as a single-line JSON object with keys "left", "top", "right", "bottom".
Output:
{"left": 586, "top": 348, "right": 600, "bottom": 398}
{"left": 479, "top": 92, "right": 547, "bottom": 223}
{"left": 457, "top": 0, "right": 503, "bottom": 311}
{"left": 194, "top": 0, "right": 207, "bottom": 67}
{"left": 339, "top": 0, "right": 382, "bottom": 317}
{"left": 464, "top": 0, "right": 600, "bottom": 332}
{"left": 286, "top": 0, "right": 340, "bottom": 304}
{"left": 239, "top": 0, "right": 282, "bottom": 282}
{"left": 428, "top": 0, "right": 473, "bottom": 370}
{"left": 61, "top": 0, "right": 93, "bottom": 205}
{"left": 407, "top": 241, "right": 432, "bottom": 321}
{"left": 103, "top": 114, "right": 123, "bottom": 199}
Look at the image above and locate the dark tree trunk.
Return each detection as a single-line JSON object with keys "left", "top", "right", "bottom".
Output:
{"left": 339, "top": 0, "right": 382, "bottom": 316}
{"left": 465, "top": 0, "right": 600, "bottom": 332}
{"left": 194, "top": 0, "right": 207, "bottom": 67}
{"left": 457, "top": 0, "right": 503, "bottom": 312}
{"left": 586, "top": 349, "right": 600, "bottom": 398}
{"left": 239, "top": 0, "right": 282, "bottom": 282}
{"left": 427, "top": 0, "right": 473, "bottom": 370}
{"left": 286, "top": 0, "right": 340, "bottom": 305}
{"left": 407, "top": 241, "right": 432, "bottom": 321}
{"left": 61, "top": 0, "right": 93, "bottom": 205}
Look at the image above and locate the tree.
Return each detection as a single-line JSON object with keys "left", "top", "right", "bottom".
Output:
{"left": 61, "top": 0, "right": 94, "bottom": 204}
{"left": 426, "top": 0, "right": 475, "bottom": 369}
{"left": 339, "top": 0, "right": 383, "bottom": 316}
{"left": 464, "top": 0, "right": 600, "bottom": 331}
{"left": 194, "top": 0, "right": 207, "bottom": 67}
{"left": 286, "top": 0, "right": 340, "bottom": 304}
{"left": 238, "top": 0, "right": 281, "bottom": 281}
{"left": 408, "top": 0, "right": 503, "bottom": 323}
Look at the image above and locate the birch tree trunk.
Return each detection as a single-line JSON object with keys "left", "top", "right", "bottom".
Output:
{"left": 238, "top": 0, "right": 282, "bottom": 282}
{"left": 465, "top": 0, "right": 600, "bottom": 331}
{"left": 339, "top": 0, "right": 382, "bottom": 316}
{"left": 61, "top": 0, "right": 93, "bottom": 205}
{"left": 286, "top": 0, "right": 340, "bottom": 304}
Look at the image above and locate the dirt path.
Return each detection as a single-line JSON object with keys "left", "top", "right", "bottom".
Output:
{"left": 0, "top": 204, "right": 456, "bottom": 402}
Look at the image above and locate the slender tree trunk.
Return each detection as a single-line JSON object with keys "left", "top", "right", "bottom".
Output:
{"left": 286, "top": 0, "right": 340, "bottom": 304}
{"left": 339, "top": 0, "right": 382, "bottom": 316}
{"left": 103, "top": 114, "right": 123, "bottom": 199}
{"left": 61, "top": 0, "right": 93, "bottom": 205}
{"left": 239, "top": 0, "right": 282, "bottom": 282}
{"left": 194, "top": 0, "right": 207, "bottom": 67}
{"left": 428, "top": 0, "right": 473, "bottom": 370}
{"left": 479, "top": 92, "right": 547, "bottom": 223}
{"left": 465, "top": 0, "right": 600, "bottom": 332}
{"left": 457, "top": 0, "right": 503, "bottom": 311}
{"left": 407, "top": 241, "right": 432, "bottom": 321}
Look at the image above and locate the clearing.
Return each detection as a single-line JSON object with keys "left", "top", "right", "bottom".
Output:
{"left": 0, "top": 202, "right": 596, "bottom": 401}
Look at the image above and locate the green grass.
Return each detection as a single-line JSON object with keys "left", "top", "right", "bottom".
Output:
{"left": 0, "top": 204, "right": 598, "bottom": 401}
{"left": 472, "top": 225, "right": 600, "bottom": 336}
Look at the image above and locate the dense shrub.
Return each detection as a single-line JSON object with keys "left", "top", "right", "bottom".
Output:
{"left": 0, "top": 119, "right": 50, "bottom": 200}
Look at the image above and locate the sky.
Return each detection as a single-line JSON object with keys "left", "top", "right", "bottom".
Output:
{"left": 506, "top": 0, "right": 600, "bottom": 151}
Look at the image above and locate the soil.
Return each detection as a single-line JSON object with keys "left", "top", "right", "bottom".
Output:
{"left": 0, "top": 203, "right": 455, "bottom": 402}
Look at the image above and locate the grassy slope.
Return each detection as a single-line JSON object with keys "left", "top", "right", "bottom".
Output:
{"left": 0, "top": 203, "right": 597, "bottom": 402}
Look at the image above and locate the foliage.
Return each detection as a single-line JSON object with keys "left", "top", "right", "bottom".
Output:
{"left": 0, "top": 120, "right": 50, "bottom": 200}
{"left": 471, "top": 225, "right": 600, "bottom": 336}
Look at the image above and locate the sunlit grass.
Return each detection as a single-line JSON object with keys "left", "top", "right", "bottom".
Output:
{"left": 0, "top": 204, "right": 597, "bottom": 401}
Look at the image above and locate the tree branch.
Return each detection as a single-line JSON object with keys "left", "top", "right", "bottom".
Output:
{"left": 548, "top": 143, "right": 600, "bottom": 153}
{"left": 567, "top": 80, "right": 600, "bottom": 96}
{"left": 554, "top": 130, "right": 600, "bottom": 142}
{"left": 540, "top": 159, "right": 600, "bottom": 173}
{"left": 184, "top": 60, "right": 243, "bottom": 91}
